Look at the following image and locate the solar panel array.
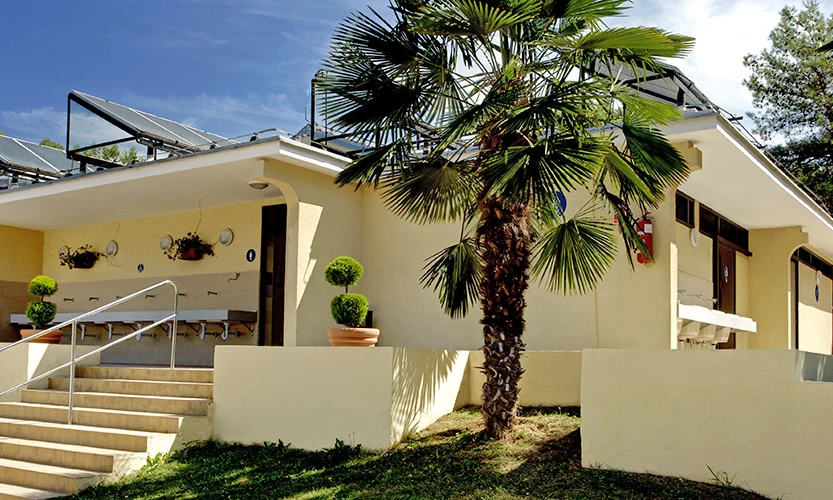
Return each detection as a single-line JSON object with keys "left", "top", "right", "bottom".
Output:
{"left": 70, "top": 91, "right": 238, "bottom": 152}
{"left": 591, "top": 62, "right": 713, "bottom": 110}
{"left": 0, "top": 135, "right": 70, "bottom": 178}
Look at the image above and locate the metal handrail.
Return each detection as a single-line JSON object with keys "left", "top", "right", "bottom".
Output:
{"left": 0, "top": 280, "right": 178, "bottom": 425}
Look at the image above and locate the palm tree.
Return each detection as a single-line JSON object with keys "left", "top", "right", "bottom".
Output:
{"left": 321, "top": 0, "right": 693, "bottom": 439}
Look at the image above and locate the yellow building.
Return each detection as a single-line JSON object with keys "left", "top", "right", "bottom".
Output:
{"left": 2, "top": 86, "right": 832, "bottom": 362}
{"left": 0, "top": 69, "right": 833, "bottom": 496}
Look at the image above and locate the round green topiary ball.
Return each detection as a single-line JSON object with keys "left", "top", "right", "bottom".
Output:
{"left": 25, "top": 301, "right": 57, "bottom": 329}
{"left": 325, "top": 256, "right": 364, "bottom": 289}
{"left": 28, "top": 275, "right": 58, "bottom": 298}
{"left": 330, "top": 293, "right": 369, "bottom": 328}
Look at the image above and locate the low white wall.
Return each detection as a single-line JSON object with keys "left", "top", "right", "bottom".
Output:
{"left": 214, "top": 347, "right": 583, "bottom": 450}
{"left": 581, "top": 349, "right": 833, "bottom": 500}
{"left": 0, "top": 343, "right": 100, "bottom": 402}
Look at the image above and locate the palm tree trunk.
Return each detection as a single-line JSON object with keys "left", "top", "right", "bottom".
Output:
{"left": 477, "top": 194, "right": 533, "bottom": 439}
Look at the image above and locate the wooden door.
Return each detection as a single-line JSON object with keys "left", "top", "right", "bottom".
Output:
{"left": 258, "top": 205, "right": 287, "bottom": 346}
{"left": 716, "top": 241, "right": 736, "bottom": 349}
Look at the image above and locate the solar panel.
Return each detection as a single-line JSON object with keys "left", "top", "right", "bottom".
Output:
{"left": 590, "top": 62, "right": 713, "bottom": 110}
{"left": 70, "top": 91, "right": 237, "bottom": 153}
{"left": 0, "top": 135, "right": 70, "bottom": 178}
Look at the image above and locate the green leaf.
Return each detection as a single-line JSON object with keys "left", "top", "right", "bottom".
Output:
{"left": 412, "top": 0, "right": 543, "bottom": 37}
{"left": 482, "top": 133, "right": 605, "bottom": 204}
{"left": 421, "top": 237, "right": 483, "bottom": 318}
{"left": 381, "top": 159, "right": 480, "bottom": 224}
{"left": 532, "top": 209, "right": 617, "bottom": 295}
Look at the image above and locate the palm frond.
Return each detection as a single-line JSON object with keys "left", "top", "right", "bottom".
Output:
{"left": 421, "top": 237, "right": 483, "bottom": 318}
{"left": 543, "top": 0, "right": 629, "bottom": 20}
{"left": 620, "top": 120, "right": 689, "bottom": 203}
{"left": 381, "top": 159, "right": 480, "bottom": 224}
{"left": 335, "top": 139, "right": 410, "bottom": 188}
{"left": 597, "top": 186, "right": 651, "bottom": 266}
{"left": 482, "top": 133, "right": 605, "bottom": 204}
{"left": 412, "top": 0, "right": 543, "bottom": 37}
{"left": 614, "top": 87, "right": 683, "bottom": 126}
{"left": 531, "top": 207, "right": 617, "bottom": 294}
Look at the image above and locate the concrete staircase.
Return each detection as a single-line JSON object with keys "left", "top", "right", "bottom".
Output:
{"left": 0, "top": 365, "right": 213, "bottom": 499}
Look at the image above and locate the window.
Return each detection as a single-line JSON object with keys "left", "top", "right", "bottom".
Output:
{"left": 699, "top": 203, "right": 749, "bottom": 254}
{"left": 795, "top": 248, "right": 833, "bottom": 280}
{"left": 675, "top": 191, "right": 695, "bottom": 227}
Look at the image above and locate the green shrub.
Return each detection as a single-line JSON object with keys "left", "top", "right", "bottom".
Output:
{"left": 25, "top": 301, "right": 57, "bottom": 329}
{"left": 28, "top": 275, "right": 58, "bottom": 297}
{"left": 324, "top": 256, "right": 364, "bottom": 291}
{"left": 330, "top": 293, "right": 369, "bottom": 328}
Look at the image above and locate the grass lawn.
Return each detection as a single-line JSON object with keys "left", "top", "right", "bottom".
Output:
{"left": 66, "top": 407, "right": 768, "bottom": 499}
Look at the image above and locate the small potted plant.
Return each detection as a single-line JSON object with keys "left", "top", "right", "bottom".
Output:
{"left": 60, "top": 245, "right": 102, "bottom": 269}
{"left": 325, "top": 256, "right": 379, "bottom": 347}
{"left": 165, "top": 233, "right": 215, "bottom": 261}
{"left": 21, "top": 275, "right": 61, "bottom": 344}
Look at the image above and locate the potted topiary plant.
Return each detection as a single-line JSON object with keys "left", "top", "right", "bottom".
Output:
{"left": 59, "top": 245, "right": 102, "bottom": 269}
{"left": 21, "top": 275, "right": 61, "bottom": 344}
{"left": 325, "top": 256, "right": 379, "bottom": 347}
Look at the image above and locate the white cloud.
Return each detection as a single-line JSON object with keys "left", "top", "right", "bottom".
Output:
{"left": 620, "top": 0, "right": 833, "bottom": 116}
{"left": 0, "top": 107, "right": 65, "bottom": 143}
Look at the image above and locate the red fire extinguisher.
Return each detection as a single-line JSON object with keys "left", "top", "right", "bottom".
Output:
{"left": 635, "top": 214, "right": 653, "bottom": 264}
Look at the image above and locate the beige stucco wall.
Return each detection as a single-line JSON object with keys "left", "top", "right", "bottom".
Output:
{"left": 42, "top": 201, "right": 268, "bottom": 284}
{"left": 257, "top": 159, "right": 364, "bottom": 347}
{"left": 465, "top": 350, "right": 581, "bottom": 407}
{"left": 675, "top": 222, "right": 712, "bottom": 282}
{"left": 581, "top": 349, "right": 833, "bottom": 500}
{"left": 214, "top": 346, "right": 582, "bottom": 449}
{"left": 797, "top": 262, "right": 832, "bottom": 355}
{"left": 0, "top": 225, "right": 43, "bottom": 283}
{"left": 735, "top": 253, "right": 751, "bottom": 348}
{"left": 748, "top": 227, "right": 808, "bottom": 349}
{"left": 0, "top": 343, "right": 99, "bottom": 402}
{"left": 214, "top": 346, "right": 470, "bottom": 450}
{"left": 597, "top": 189, "right": 677, "bottom": 349}
{"left": 0, "top": 225, "right": 44, "bottom": 341}
{"left": 361, "top": 187, "right": 677, "bottom": 351}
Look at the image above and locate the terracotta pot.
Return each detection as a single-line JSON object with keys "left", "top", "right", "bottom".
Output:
{"left": 327, "top": 327, "right": 380, "bottom": 347}
{"left": 20, "top": 329, "right": 62, "bottom": 344}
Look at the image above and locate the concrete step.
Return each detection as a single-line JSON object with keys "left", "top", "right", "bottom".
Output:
{"left": 0, "top": 417, "right": 163, "bottom": 453}
{"left": 75, "top": 366, "right": 213, "bottom": 384}
{"left": 0, "top": 482, "right": 63, "bottom": 499}
{"left": 49, "top": 377, "right": 213, "bottom": 399}
{"left": 22, "top": 390, "right": 211, "bottom": 417}
{"left": 0, "top": 436, "right": 141, "bottom": 473}
{"left": 0, "top": 403, "right": 185, "bottom": 434}
{"left": 0, "top": 457, "right": 99, "bottom": 494}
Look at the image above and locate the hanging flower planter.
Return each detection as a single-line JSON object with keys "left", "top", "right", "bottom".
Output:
{"left": 165, "top": 233, "right": 215, "bottom": 262}
{"left": 59, "top": 245, "right": 103, "bottom": 270}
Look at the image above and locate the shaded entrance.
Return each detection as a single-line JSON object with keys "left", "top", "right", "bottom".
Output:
{"left": 259, "top": 204, "right": 287, "bottom": 346}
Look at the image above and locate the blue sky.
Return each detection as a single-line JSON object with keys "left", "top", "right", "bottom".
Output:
{"left": 0, "top": 0, "right": 387, "bottom": 143}
{"left": 1, "top": 0, "right": 830, "bottom": 145}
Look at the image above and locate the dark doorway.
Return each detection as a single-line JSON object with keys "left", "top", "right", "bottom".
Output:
{"left": 259, "top": 204, "right": 287, "bottom": 346}
{"left": 716, "top": 241, "right": 737, "bottom": 349}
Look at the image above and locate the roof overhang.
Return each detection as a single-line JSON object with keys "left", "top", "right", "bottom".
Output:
{"left": 0, "top": 136, "right": 349, "bottom": 231}
{"left": 667, "top": 113, "right": 833, "bottom": 259}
